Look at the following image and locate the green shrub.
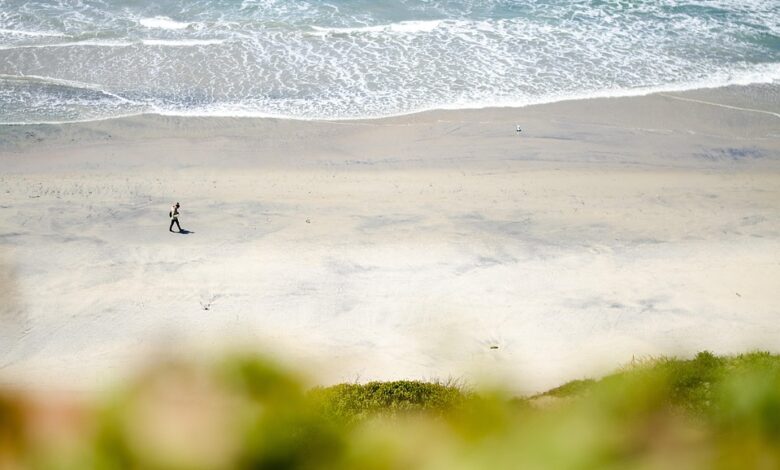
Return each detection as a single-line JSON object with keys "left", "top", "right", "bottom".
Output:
{"left": 311, "top": 380, "right": 467, "bottom": 423}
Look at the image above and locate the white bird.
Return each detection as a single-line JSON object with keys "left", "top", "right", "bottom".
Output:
{"left": 515, "top": 125, "right": 522, "bottom": 133}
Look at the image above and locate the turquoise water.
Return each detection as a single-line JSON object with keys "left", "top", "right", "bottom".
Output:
{"left": 0, "top": 0, "right": 778, "bottom": 123}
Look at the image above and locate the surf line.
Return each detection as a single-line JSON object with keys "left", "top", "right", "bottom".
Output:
{"left": 658, "top": 93, "right": 780, "bottom": 120}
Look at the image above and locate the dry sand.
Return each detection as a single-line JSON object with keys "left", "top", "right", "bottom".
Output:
{"left": 1, "top": 84, "right": 779, "bottom": 393}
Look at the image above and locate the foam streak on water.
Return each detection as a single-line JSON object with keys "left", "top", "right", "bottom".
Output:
{"left": 0, "top": 0, "right": 778, "bottom": 124}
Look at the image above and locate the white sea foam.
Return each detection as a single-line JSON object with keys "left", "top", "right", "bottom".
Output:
{"left": 147, "top": 65, "right": 780, "bottom": 122}
{"left": 310, "top": 20, "right": 444, "bottom": 36}
{"left": 432, "top": 66, "right": 780, "bottom": 114}
{"left": 0, "top": 39, "right": 225, "bottom": 50}
{"left": 0, "top": 40, "right": 134, "bottom": 50}
{"left": 1, "top": 0, "right": 778, "bottom": 124}
{"left": 0, "top": 28, "right": 64, "bottom": 37}
{"left": 141, "top": 39, "right": 225, "bottom": 46}
{"left": 0, "top": 73, "right": 135, "bottom": 103}
{"left": 139, "top": 16, "right": 191, "bottom": 30}
{"left": 2, "top": 64, "right": 778, "bottom": 125}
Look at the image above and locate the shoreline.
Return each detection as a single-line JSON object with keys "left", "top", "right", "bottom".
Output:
{"left": 3, "top": 84, "right": 779, "bottom": 171}
{"left": 1, "top": 84, "right": 779, "bottom": 393}
{"left": 2, "top": 77, "right": 779, "bottom": 127}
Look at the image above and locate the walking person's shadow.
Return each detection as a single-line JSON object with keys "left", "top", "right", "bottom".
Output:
{"left": 178, "top": 229, "right": 194, "bottom": 235}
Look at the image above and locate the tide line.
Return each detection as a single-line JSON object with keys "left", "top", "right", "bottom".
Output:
{"left": 659, "top": 93, "right": 780, "bottom": 119}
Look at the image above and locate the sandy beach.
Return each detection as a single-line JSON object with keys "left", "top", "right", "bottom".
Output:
{"left": 1, "top": 84, "right": 779, "bottom": 393}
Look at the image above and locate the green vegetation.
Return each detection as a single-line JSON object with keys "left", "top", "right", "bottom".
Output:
{"left": 311, "top": 380, "right": 468, "bottom": 423}
{"left": 1, "top": 351, "right": 779, "bottom": 469}
{"left": 533, "top": 378, "right": 596, "bottom": 399}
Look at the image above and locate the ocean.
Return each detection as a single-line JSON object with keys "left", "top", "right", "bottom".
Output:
{"left": 0, "top": 0, "right": 778, "bottom": 124}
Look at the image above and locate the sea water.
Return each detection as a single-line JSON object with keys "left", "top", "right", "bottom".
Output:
{"left": 0, "top": 0, "right": 778, "bottom": 124}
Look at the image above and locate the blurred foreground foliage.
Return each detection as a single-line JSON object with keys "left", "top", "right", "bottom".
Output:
{"left": 2, "top": 351, "right": 780, "bottom": 469}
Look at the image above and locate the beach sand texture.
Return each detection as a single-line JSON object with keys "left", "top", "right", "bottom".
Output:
{"left": 1, "top": 85, "right": 779, "bottom": 392}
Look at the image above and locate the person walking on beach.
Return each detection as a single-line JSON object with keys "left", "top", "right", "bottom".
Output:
{"left": 169, "top": 202, "right": 181, "bottom": 232}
